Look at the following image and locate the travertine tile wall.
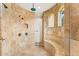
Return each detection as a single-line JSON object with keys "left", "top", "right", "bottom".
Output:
{"left": 43, "top": 4, "right": 66, "bottom": 55}
{"left": 63, "top": 4, "right": 79, "bottom": 56}
{"left": 0, "top": 3, "right": 38, "bottom": 55}
{"left": 64, "top": 4, "right": 70, "bottom": 55}
{"left": 0, "top": 4, "right": 1, "bottom": 55}
{"left": 0, "top": 14, "right": 1, "bottom": 56}
{"left": 69, "top": 4, "right": 79, "bottom": 56}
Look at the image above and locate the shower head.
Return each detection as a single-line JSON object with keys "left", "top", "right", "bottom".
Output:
{"left": 2, "top": 3, "right": 8, "bottom": 9}
{"left": 31, "top": 3, "right": 36, "bottom": 12}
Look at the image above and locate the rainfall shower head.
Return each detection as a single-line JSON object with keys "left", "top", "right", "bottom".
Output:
{"left": 31, "top": 3, "right": 36, "bottom": 12}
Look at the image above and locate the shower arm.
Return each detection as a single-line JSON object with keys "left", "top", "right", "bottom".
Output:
{"left": 33, "top": 3, "right": 34, "bottom": 8}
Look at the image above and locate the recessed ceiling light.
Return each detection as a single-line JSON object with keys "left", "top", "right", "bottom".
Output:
{"left": 38, "top": 6, "right": 41, "bottom": 9}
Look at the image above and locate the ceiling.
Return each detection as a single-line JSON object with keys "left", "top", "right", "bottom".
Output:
{"left": 17, "top": 3, "right": 56, "bottom": 14}
{"left": 0, "top": 3, "right": 56, "bottom": 16}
